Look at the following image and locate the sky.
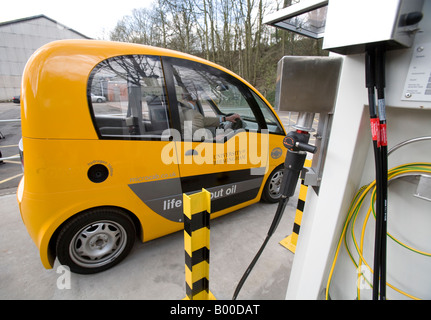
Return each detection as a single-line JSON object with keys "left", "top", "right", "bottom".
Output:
{"left": 0, "top": 0, "right": 152, "bottom": 39}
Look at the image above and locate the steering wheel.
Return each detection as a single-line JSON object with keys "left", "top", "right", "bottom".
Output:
{"left": 222, "top": 113, "right": 244, "bottom": 130}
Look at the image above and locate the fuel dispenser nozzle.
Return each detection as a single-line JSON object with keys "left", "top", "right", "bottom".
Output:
{"left": 232, "top": 112, "right": 317, "bottom": 300}
{"left": 268, "top": 122, "right": 317, "bottom": 239}
{"left": 280, "top": 129, "right": 317, "bottom": 198}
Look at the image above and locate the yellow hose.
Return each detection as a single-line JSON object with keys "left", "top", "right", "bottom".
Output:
{"left": 326, "top": 163, "right": 431, "bottom": 300}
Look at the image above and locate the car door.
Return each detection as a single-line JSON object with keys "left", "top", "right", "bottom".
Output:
{"left": 161, "top": 57, "right": 279, "bottom": 212}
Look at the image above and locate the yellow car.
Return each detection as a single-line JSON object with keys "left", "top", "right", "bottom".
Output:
{"left": 17, "top": 40, "right": 286, "bottom": 274}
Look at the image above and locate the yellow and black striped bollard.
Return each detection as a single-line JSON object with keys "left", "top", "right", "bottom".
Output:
{"left": 280, "top": 160, "right": 311, "bottom": 253}
{"left": 183, "top": 188, "right": 215, "bottom": 300}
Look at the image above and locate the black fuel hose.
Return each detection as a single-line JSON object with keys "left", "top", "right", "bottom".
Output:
{"left": 232, "top": 196, "right": 289, "bottom": 300}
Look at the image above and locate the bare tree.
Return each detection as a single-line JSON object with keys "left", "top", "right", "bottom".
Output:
{"left": 109, "top": 0, "right": 327, "bottom": 104}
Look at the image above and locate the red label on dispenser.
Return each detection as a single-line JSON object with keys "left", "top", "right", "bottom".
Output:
{"left": 380, "top": 123, "right": 387, "bottom": 147}
{"left": 370, "top": 118, "right": 380, "bottom": 147}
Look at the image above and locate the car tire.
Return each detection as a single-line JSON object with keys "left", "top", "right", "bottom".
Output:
{"left": 56, "top": 207, "right": 136, "bottom": 274}
{"left": 261, "top": 165, "right": 284, "bottom": 203}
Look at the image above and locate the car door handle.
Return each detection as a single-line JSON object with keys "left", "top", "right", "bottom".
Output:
{"left": 185, "top": 149, "right": 198, "bottom": 156}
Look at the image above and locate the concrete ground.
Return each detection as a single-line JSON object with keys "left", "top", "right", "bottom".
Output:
{"left": 0, "top": 102, "right": 301, "bottom": 300}
{"left": 0, "top": 188, "right": 298, "bottom": 300}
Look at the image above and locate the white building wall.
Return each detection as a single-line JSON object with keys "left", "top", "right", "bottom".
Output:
{"left": 0, "top": 16, "right": 89, "bottom": 101}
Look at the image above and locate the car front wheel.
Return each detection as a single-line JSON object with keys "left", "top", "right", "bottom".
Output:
{"left": 56, "top": 208, "right": 136, "bottom": 274}
{"left": 261, "top": 165, "right": 284, "bottom": 203}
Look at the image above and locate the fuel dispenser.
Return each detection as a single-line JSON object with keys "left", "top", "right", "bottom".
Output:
{"left": 233, "top": 56, "right": 342, "bottom": 300}
{"left": 264, "top": 0, "right": 431, "bottom": 300}
{"left": 275, "top": 56, "right": 342, "bottom": 190}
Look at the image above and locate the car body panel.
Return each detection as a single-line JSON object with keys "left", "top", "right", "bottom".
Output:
{"left": 17, "top": 40, "right": 286, "bottom": 269}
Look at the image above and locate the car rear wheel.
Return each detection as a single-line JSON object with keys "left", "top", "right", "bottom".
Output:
{"left": 261, "top": 165, "right": 284, "bottom": 203}
{"left": 56, "top": 208, "right": 136, "bottom": 274}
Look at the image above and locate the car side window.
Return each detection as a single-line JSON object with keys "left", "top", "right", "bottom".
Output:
{"left": 88, "top": 55, "right": 170, "bottom": 140}
{"left": 251, "top": 91, "right": 284, "bottom": 134}
{"left": 168, "top": 58, "right": 263, "bottom": 140}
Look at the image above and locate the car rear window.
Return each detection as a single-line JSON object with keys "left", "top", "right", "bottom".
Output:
{"left": 88, "top": 55, "right": 170, "bottom": 140}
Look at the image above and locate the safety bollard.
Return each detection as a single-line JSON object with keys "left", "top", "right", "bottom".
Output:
{"left": 183, "top": 188, "right": 215, "bottom": 300}
{"left": 280, "top": 160, "right": 311, "bottom": 253}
